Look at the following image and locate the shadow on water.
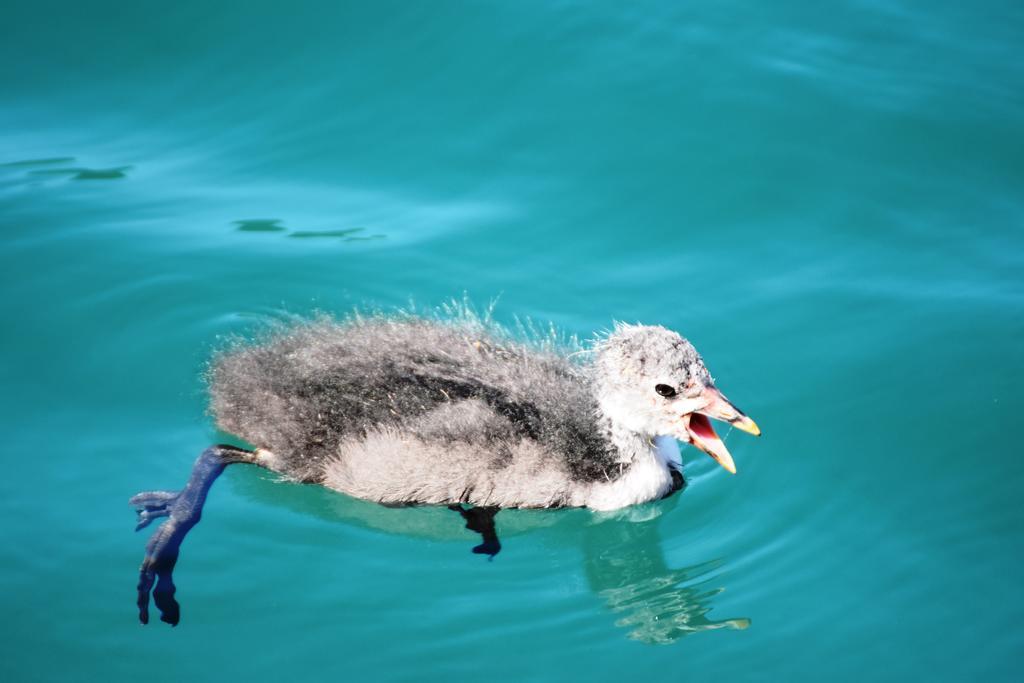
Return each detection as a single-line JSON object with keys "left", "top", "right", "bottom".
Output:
{"left": 0, "top": 157, "right": 130, "bottom": 185}
{"left": 222, "top": 467, "right": 748, "bottom": 643}
{"left": 234, "top": 219, "right": 288, "bottom": 232}
{"left": 0, "top": 156, "right": 76, "bottom": 167}
{"left": 290, "top": 228, "right": 367, "bottom": 239}
{"left": 234, "top": 219, "right": 385, "bottom": 242}
{"left": 29, "top": 166, "right": 131, "bottom": 180}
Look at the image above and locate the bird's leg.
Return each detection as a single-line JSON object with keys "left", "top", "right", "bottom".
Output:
{"left": 130, "top": 444, "right": 256, "bottom": 626}
{"left": 448, "top": 504, "right": 502, "bottom": 559}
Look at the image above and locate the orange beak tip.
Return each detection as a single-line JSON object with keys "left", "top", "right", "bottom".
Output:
{"left": 734, "top": 417, "right": 761, "bottom": 437}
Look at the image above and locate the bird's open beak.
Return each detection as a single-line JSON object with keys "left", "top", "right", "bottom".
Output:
{"left": 681, "top": 387, "right": 760, "bottom": 474}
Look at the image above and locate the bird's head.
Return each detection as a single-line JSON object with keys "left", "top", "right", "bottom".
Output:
{"left": 594, "top": 324, "right": 760, "bottom": 474}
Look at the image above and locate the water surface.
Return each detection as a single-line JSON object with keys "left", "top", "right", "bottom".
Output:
{"left": 2, "top": 1, "right": 1022, "bottom": 681}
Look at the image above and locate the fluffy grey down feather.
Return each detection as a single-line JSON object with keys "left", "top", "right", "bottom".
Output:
{"left": 208, "top": 316, "right": 629, "bottom": 508}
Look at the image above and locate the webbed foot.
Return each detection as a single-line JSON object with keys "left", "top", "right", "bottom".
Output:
{"left": 130, "top": 491, "right": 178, "bottom": 531}
{"left": 137, "top": 525, "right": 182, "bottom": 625}
{"left": 130, "top": 444, "right": 254, "bottom": 625}
{"left": 449, "top": 505, "right": 502, "bottom": 559}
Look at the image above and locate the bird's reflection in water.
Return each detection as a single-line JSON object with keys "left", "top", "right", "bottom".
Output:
{"left": 582, "top": 513, "right": 749, "bottom": 644}
{"left": 226, "top": 468, "right": 748, "bottom": 643}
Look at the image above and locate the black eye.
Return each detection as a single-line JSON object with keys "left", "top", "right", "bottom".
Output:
{"left": 655, "top": 384, "right": 677, "bottom": 398}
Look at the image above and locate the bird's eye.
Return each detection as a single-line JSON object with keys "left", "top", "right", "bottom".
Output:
{"left": 654, "top": 384, "right": 677, "bottom": 398}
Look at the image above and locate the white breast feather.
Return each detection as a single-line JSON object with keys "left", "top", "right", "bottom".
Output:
{"left": 585, "top": 436, "right": 680, "bottom": 511}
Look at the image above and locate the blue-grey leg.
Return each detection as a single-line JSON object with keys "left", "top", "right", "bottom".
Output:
{"left": 130, "top": 444, "right": 255, "bottom": 625}
{"left": 448, "top": 505, "right": 502, "bottom": 559}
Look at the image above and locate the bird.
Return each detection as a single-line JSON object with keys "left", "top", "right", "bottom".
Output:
{"left": 130, "top": 311, "right": 760, "bottom": 625}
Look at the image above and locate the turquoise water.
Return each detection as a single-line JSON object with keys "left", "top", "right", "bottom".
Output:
{"left": 2, "top": 1, "right": 1022, "bottom": 680}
